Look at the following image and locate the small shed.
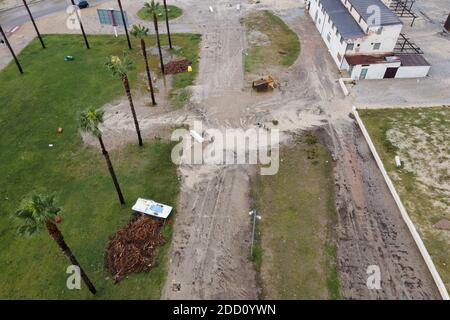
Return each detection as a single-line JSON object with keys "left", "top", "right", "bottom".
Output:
{"left": 345, "top": 53, "right": 430, "bottom": 80}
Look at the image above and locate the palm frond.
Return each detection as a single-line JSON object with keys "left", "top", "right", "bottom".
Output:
{"left": 105, "top": 53, "right": 134, "bottom": 77}
{"left": 14, "top": 194, "right": 61, "bottom": 236}
{"left": 144, "top": 0, "right": 160, "bottom": 15}
{"left": 130, "top": 24, "right": 149, "bottom": 39}
{"left": 79, "top": 106, "right": 104, "bottom": 137}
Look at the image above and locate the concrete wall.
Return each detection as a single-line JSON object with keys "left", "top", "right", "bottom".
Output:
{"left": 350, "top": 63, "right": 430, "bottom": 79}
{"left": 350, "top": 61, "right": 400, "bottom": 79}
{"left": 345, "top": 24, "right": 402, "bottom": 55}
{"left": 309, "top": 0, "right": 348, "bottom": 69}
{"left": 396, "top": 65, "right": 431, "bottom": 78}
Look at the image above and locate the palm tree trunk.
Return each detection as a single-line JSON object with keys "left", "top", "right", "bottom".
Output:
{"left": 23, "top": 0, "right": 45, "bottom": 49}
{"left": 45, "top": 221, "right": 97, "bottom": 295}
{"left": 122, "top": 75, "right": 143, "bottom": 146}
{"left": 0, "top": 24, "right": 23, "bottom": 74}
{"left": 70, "top": 0, "right": 90, "bottom": 49}
{"left": 141, "top": 39, "right": 156, "bottom": 105}
{"left": 98, "top": 135, "right": 126, "bottom": 204}
{"left": 117, "top": 0, "right": 132, "bottom": 49}
{"left": 153, "top": 14, "right": 165, "bottom": 74}
{"left": 163, "top": 0, "right": 172, "bottom": 49}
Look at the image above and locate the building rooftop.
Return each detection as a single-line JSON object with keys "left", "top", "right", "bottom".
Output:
{"left": 399, "top": 54, "right": 431, "bottom": 67}
{"left": 321, "top": 0, "right": 366, "bottom": 39}
{"left": 345, "top": 54, "right": 395, "bottom": 66}
{"left": 347, "top": 0, "right": 402, "bottom": 26}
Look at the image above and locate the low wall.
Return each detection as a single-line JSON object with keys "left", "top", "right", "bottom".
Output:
{"left": 352, "top": 106, "right": 449, "bottom": 300}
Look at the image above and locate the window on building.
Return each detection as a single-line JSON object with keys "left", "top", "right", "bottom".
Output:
{"left": 327, "top": 33, "right": 331, "bottom": 43}
{"left": 337, "top": 52, "right": 342, "bottom": 61}
{"left": 335, "top": 28, "right": 339, "bottom": 36}
{"left": 376, "top": 27, "right": 383, "bottom": 34}
{"left": 373, "top": 43, "right": 381, "bottom": 50}
{"left": 346, "top": 43, "right": 354, "bottom": 51}
{"left": 340, "top": 37, "right": 344, "bottom": 44}
{"left": 358, "top": 16, "right": 362, "bottom": 23}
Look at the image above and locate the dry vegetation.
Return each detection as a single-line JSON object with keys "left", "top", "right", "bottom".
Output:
{"left": 360, "top": 106, "right": 450, "bottom": 291}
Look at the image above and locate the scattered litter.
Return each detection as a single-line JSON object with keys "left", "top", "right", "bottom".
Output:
{"left": 187, "top": 65, "right": 193, "bottom": 72}
{"left": 209, "top": 6, "right": 214, "bottom": 13}
{"left": 48, "top": 144, "right": 54, "bottom": 147}
{"left": 164, "top": 58, "right": 190, "bottom": 74}
{"left": 64, "top": 56, "right": 74, "bottom": 61}
{"left": 172, "top": 282, "right": 181, "bottom": 291}
{"left": 57, "top": 127, "right": 63, "bottom": 134}
{"left": 132, "top": 198, "right": 173, "bottom": 219}
{"left": 395, "top": 155, "right": 402, "bottom": 167}
{"left": 105, "top": 214, "right": 165, "bottom": 283}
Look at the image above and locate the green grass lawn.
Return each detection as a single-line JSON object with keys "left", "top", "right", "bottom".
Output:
{"left": 251, "top": 133, "right": 340, "bottom": 299}
{"left": 0, "top": 34, "right": 192, "bottom": 299}
{"left": 359, "top": 107, "right": 450, "bottom": 292}
{"left": 137, "top": 5, "right": 183, "bottom": 21}
{"left": 242, "top": 10, "right": 300, "bottom": 74}
{"left": 167, "top": 34, "right": 201, "bottom": 108}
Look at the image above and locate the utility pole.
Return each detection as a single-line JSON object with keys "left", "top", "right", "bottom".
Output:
{"left": 163, "top": 0, "right": 172, "bottom": 49}
{"left": 117, "top": 0, "right": 132, "bottom": 49}
{"left": 23, "top": 0, "right": 45, "bottom": 48}
{"left": 249, "top": 209, "right": 261, "bottom": 257}
{"left": 70, "top": 0, "right": 90, "bottom": 49}
{"left": 0, "top": 24, "right": 24, "bottom": 74}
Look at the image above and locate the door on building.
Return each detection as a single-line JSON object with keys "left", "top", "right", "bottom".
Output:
{"left": 384, "top": 67, "right": 398, "bottom": 78}
{"left": 359, "top": 68, "right": 368, "bottom": 80}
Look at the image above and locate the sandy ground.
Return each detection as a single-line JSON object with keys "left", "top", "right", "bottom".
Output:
{"left": 323, "top": 121, "right": 440, "bottom": 299}
{"left": 1, "top": 0, "right": 446, "bottom": 299}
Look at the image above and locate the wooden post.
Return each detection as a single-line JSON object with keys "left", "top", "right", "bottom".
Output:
{"left": 70, "top": 0, "right": 90, "bottom": 49}
{"left": 0, "top": 24, "right": 24, "bottom": 74}
{"left": 23, "top": 0, "right": 45, "bottom": 48}
{"left": 117, "top": 0, "right": 132, "bottom": 49}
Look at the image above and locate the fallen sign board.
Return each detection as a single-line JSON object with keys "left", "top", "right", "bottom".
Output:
{"left": 132, "top": 198, "right": 173, "bottom": 219}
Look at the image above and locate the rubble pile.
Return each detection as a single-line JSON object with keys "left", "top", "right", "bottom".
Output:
{"left": 105, "top": 214, "right": 165, "bottom": 282}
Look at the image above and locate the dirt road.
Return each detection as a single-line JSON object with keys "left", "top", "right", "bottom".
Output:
{"left": 324, "top": 121, "right": 441, "bottom": 299}
{"left": 161, "top": 0, "right": 259, "bottom": 300}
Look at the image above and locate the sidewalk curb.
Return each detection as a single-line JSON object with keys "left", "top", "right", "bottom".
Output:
{"left": 352, "top": 106, "right": 449, "bottom": 300}
{"left": 0, "top": 0, "right": 44, "bottom": 14}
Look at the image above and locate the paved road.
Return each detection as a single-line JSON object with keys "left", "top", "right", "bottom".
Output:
{"left": 0, "top": 0, "right": 107, "bottom": 30}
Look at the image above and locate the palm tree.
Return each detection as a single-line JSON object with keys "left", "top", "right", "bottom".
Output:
{"left": 130, "top": 24, "right": 157, "bottom": 105}
{"left": 79, "top": 107, "right": 126, "bottom": 205}
{"left": 106, "top": 55, "right": 143, "bottom": 146}
{"left": 15, "top": 194, "right": 97, "bottom": 294}
{"left": 23, "top": 0, "right": 45, "bottom": 49}
{"left": 144, "top": 0, "right": 165, "bottom": 74}
{"left": 162, "top": 0, "right": 173, "bottom": 49}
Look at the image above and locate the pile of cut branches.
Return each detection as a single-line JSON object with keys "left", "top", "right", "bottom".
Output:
{"left": 105, "top": 214, "right": 164, "bottom": 282}
{"left": 164, "top": 58, "right": 190, "bottom": 74}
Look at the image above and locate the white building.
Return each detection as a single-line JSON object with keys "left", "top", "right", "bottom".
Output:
{"left": 307, "top": 0, "right": 430, "bottom": 79}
